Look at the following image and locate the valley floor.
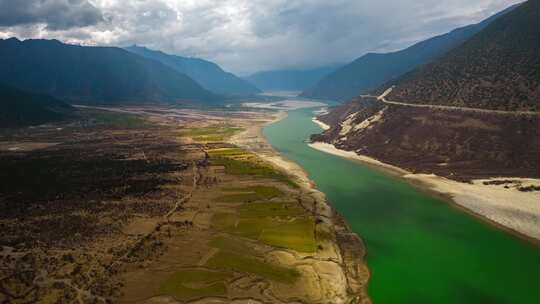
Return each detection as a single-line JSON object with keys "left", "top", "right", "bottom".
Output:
{"left": 0, "top": 105, "right": 369, "bottom": 304}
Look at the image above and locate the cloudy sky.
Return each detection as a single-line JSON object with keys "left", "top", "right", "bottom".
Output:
{"left": 0, "top": 0, "right": 522, "bottom": 75}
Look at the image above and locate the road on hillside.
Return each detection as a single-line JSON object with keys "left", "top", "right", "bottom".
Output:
{"left": 359, "top": 87, "right": 540, "bottom": 115}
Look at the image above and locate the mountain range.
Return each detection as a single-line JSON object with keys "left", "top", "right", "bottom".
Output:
{"left": 245, "top": 65, "right": 341, "bottom": 92}
{"left": 125, "top": 45, "right": 260, "bottom": 96}
{"left": 386, "top": 0, "right": 540, "bottom": 111}
{"left": 312, "top": 1, "right": 540, "bottom": 181}
{"left": 0, "top": 38, "right": 217, "bottom": 105}
{"left": 301, "top": 4, "right": 517, "bottom": 102}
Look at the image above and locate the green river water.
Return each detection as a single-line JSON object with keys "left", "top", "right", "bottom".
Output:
{"left": 263, "top": 107, "right": 540, "bottom": 304}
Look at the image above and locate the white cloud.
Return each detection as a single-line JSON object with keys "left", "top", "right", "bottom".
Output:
{"left": 0, "top": 0, "right": 523, "bottom": 74}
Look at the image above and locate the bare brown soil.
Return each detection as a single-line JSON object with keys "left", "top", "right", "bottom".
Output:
{"left": 0, "top": 106, "right": 369, "bottom": 304}
{"left": 0, "top": 110, "right": 204, "bottom": 303}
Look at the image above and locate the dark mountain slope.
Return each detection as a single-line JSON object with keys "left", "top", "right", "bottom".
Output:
{"left": 126, "top": 46, "right": 260, "bottom": 96}
{"left": 312, "top": 97, "right": 540, "bottom": 180}
{"left": 387, "top": 0, "right": 540, "bottom": 111}
{"left": 301, "top": 4, "right": 516, "bottom": 102}
{"left": 0, "top": 84, "right": 73, "bottom": 128}
{"left": 0, "top": 38, "right": 217, "bottom": 105}
{"left": 310, "top": 2, "right": 540, "bottom": 181}
{"left": 245, "top": 65, "right": 341, "bottom": 92}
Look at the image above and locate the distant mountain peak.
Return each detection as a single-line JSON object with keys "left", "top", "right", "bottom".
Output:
{"left": 126, "top": 45, "right": 260, "bottom": 96}
{"left": 386, "top": 0, "right": 540, "bottom": 111}
{"left": 0, "top": 38, "right": 217, "bottom": 105}
{"left": 3, "top": 37, "right": 20, "bottom": 42}
{"left": 301, "top": 2, "right": 518, "bottom": 102}
{"left": 245, "top": 65, "right": 342, "bottom": 92}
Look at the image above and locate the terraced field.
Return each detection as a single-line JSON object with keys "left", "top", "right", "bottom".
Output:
{"left": 178, "top": 126, "right": 244, "bottom": 142}
{"left": 118, "top": 116, "right": 365, "bottom": 303}
{"left": 209, "top": 148, "right": 298, "bottom": 187}
{"left": 134, "top": 146, "right": 317, "bottom": 301}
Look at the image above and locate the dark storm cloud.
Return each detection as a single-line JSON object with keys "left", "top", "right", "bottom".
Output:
{"left": 0, "top": 0, "right": 103, "bottom": 30}
{"left": 0, "top": 0, "right": 524, "bottom": 74}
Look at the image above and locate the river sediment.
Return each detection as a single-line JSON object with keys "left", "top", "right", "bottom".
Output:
{"left": 230, "top": 109, "right": 371, "bottom": 304}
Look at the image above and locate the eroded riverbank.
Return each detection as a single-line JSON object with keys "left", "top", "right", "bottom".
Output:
{"left": 229, "top": 107, "right": 371, "bottom": 304}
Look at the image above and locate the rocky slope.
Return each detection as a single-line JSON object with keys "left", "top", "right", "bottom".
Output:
{"left": 313, "top": 1, "right": 540, "bottom": 180}
{"left": 0, "top": 38, "right": 217, "bottom": 105}
{"left": 126, "top": 45, "right": 261, "bottom": 96}
{"left": 313, "top": 97, "right": 540, "bottom": 181}
{"left": 301, "top": 4, "right": 516, "bottom": 102}
{"left": 386, "top": 0, "right": 540, "bottom": 111}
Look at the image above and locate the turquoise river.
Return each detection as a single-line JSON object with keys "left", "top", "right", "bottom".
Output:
{"left": 263, "top": 107, "right": 540, "bottom": 304}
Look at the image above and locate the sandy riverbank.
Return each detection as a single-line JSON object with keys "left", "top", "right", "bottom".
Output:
{"left": 229, "top": 110, "right": 371, "bottom": 304}
{"left": 312, "top": 118, "right": 331, "bottom": 130}
{"left": 309, "top": 141, "right": 540, "bottom": 244}
{"left": 242, "top": 100, "right": 326, "bottom": 110}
